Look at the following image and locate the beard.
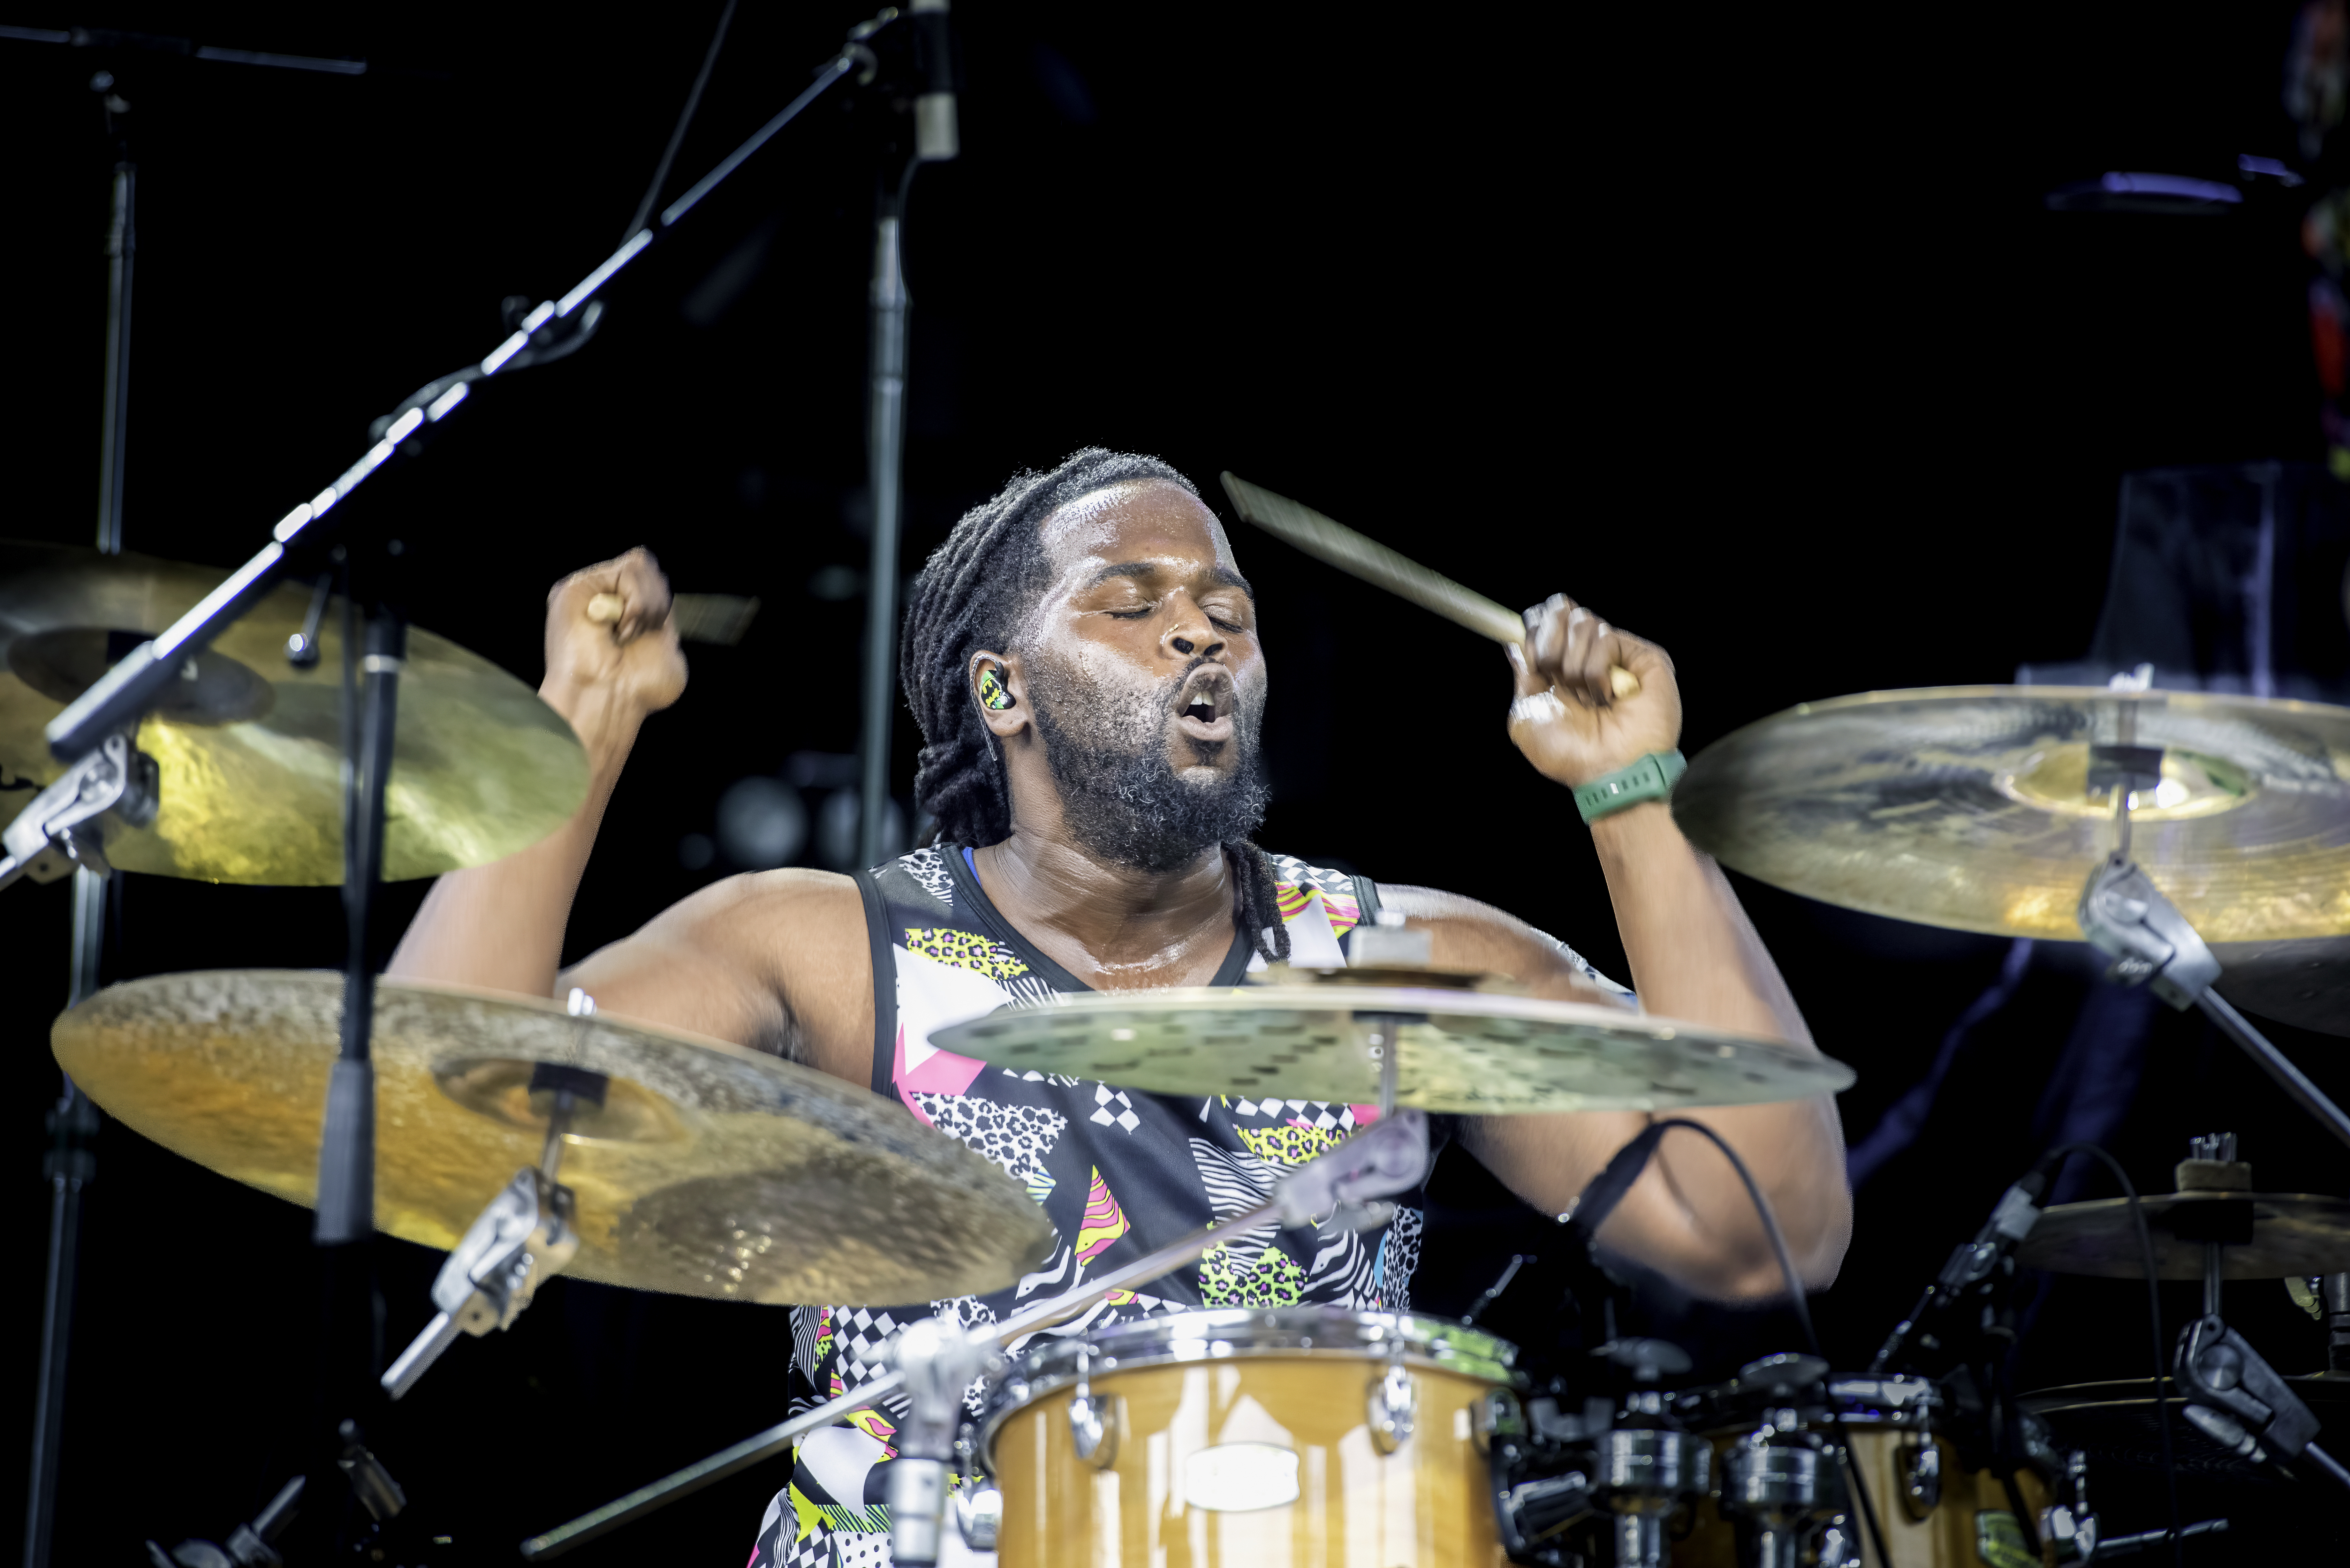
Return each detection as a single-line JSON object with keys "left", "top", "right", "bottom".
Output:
{"left": 1024, "top": 652, "right": 1270, "bottom": 872}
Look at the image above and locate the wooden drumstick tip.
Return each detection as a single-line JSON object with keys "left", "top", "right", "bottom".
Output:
{"left": 586, "top": 592, "right": 624, "bottom": 624}
{"left": 1609, "top": 666, "right": 1641, "bottom": 699}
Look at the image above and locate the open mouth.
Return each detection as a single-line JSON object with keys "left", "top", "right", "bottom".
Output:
{"left": 1174, "top": 670, "right": 1234, "bottom": 742}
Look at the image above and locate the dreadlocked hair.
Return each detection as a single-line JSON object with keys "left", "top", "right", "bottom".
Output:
{"left": 899, "top": 448, "right": 1292, "bottom": 964}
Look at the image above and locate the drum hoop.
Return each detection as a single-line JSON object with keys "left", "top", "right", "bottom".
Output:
{"left": 1681, "top": 1374, "right": 1942, "bottom": 1436}
{"left": 975, "top": 1305, "right": 1520, "bottom": 1469}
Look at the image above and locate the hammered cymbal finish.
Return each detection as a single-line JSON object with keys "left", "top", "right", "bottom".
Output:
{"left": 931, "top": 983, "right": 1854, "bottom": 1113}
{"left": 0, "top": 540, "right": 588, "bottom": 883}
{"left": 2015, "top": 1191, "right": 2350, "bottom": 1279}
{"left": 1672, "top": 686, "right": 2350, "bottom": 942}
{"left": 52, "top": 971, "right": 1053, "bottom": 1304}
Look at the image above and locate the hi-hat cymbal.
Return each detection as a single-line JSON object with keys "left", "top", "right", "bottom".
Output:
{"left": 929, "top": 971, "right": 1855, "bottom": 1113}
{"left": 1672, "top": 686, "right": 2350, "bottom": 944}
{"left": 0, "top": 540, "right": 588, "bottom": 883}
{"left": 2015, "top": 1191, "right": 2350, "bottom": 1279}
{"left": 54, "top": 971, "right": 1054, "bottom": 1304}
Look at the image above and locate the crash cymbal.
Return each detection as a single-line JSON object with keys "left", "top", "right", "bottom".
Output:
{"left": 2015, "top": 1191, "right": 2350, "bottom": 1279}
{"left": 0, "top": 540, "right": 588, "bottom": 883}
{"left": 2210, "top": 935, "right": 2350, "bottom": 1037}
{"left": 1672, "top": 686, "right": 2350, "bottom": 943}
{"left": 929, "top": 970, "right": 1855, "bottom": 1113}
{"left": 53, "top": 970, "right": 1053, "bottom": 1304}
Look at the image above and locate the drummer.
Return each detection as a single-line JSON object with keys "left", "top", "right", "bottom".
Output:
{"left": 387, "top": 448, "right": 1850, "bottom": 1564}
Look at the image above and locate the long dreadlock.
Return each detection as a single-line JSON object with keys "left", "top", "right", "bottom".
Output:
{"left": 898, "top": 448, "right": 1292, "bottom": 963}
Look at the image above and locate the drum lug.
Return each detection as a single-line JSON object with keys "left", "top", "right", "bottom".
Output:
{"left": 1470, "top": 1387, "right": 1522, "bottom": 1457}
{"left": 952, "top": 1481, "right": 1003, "bottom": 1550}
{"left": 1898, "top": 1437, "right": 1941, "bottom": 1519}
{"left": 1367, "top": 1361, "right": 1417, "bottom": 1454}
{"left": 1067, "top": 1389, "right": 1119, "bottom": 1468}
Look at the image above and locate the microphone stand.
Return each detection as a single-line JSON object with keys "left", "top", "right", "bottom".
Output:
{"left": 12, "top": 45, "right": 360, "bottom": 1568}
{"left": 856, "top": 0, "right": 957, "bottom": 869}
{"left": 1, "top": 10, "right": 905, "bottom": 1557}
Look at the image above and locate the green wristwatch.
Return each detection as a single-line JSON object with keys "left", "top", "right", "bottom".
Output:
{"left": 1572, "top": 749, "right": 1686, "bottom": 825}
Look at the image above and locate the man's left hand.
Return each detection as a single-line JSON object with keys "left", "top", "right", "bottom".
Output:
{"left": 1505, "top": 593, "right": 1682, "bottom": 789}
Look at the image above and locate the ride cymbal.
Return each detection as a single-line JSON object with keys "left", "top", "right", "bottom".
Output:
{"left": 0, "top": 540, "right": 588, "bottom": 883}
{"left": 1672, "top": 686, "right": 2350, "bottom": 944}
{"left": 54, "top": 971, "right": 1054, "bottom": 1305}
{"left": 930, "top": 971, "right": 1854, "bottom": 1113}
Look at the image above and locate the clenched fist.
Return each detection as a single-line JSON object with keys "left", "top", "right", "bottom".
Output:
{"left": 1505, "top": 593, "right": 1681, "bottom": 791}
{"left": 542, "top": 548, "right": 688, "bottom": 751}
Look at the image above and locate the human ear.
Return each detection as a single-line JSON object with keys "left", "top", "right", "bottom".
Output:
{"left": 971, "top": 652, "right": 1027, "bottom": 738}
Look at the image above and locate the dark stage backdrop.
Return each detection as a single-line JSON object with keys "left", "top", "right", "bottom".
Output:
{"left": 4, "top": 0, "right": 2347, "bottom": 1560}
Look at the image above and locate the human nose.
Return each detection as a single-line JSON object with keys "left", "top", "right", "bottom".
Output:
{"left": 1163, "top": 592, "right": 1225, "bottom": 661}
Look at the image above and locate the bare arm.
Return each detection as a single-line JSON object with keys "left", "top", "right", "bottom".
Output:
{"left": 385, "top": 555, "right": 871, "bottom": 1086}
{"left": 388, "top": 550, "right": 686, "bottom": 995}
{"left": 1420, "top": 594, "right": 1851, "bottom": 1300}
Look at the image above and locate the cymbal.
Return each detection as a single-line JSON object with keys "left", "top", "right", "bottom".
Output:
{"left": 2210, "top": 935, "right": 2350, "bottom": 1037}
{"left": 2015, "top": 1191, "right": 2350, "bottom": 1278}
{"left": 1672, "top": 686, "right": 2350, "bottom": 943}
{"left": 0, "top": 540, "right": 588, "bottom": 883}
{"left": 54, "top": 970, "right": 1054, "bottom": 1304}
{"left": 929, "top": 971, "right": 1855, "bottom": 1113}
{"left": 2024, "top": 1375, "right": 2350, "bottom": 1478}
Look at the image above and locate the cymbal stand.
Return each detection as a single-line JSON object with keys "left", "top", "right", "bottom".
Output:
{"left": 2173, "top": 1243, "right": 2350, "bottom": 1492}
{"left": 378, "top": 996, "right": 601, "bottom": 1400}
{"left": 519, "top": 1109, "right": 1433, "bottom": 1561}
{"left": 2076, "top": 737, "right": 2350, "bottom": 1155}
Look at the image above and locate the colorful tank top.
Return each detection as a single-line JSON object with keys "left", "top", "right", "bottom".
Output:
{"left": 745, "top": 844, "right": 1625, "bottom": 1568}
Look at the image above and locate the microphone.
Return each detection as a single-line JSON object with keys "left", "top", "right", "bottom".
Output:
{"left": 1870, "top": 1154, "right": 2058, "bottom": 1373}
{"left": 910, "top": 0, "right": 958, "bottom": 162}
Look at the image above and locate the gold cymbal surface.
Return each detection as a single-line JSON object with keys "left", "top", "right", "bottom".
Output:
{"left": 54, "top": 971, "right": 1054, "bottom": 1305}
{"left": 0, "top": 540, "right": 588, "bottom": 883}
{"left": 931, "top": 981, "right": 1854, "bottom": 1113}
{"left": 1672, "top": 686, "right": 2350, "bottom": 942}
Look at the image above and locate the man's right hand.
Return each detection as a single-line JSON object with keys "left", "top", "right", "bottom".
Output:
{"left": 543, "top": 549, "right": 689, "bottom": 751}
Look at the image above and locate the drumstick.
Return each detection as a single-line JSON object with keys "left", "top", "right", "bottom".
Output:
{"left": 586, "top": 592, "right": 761, "bottom": 646}
{"left": 1218, "top": 472, "right": 1639, "bottom": 698}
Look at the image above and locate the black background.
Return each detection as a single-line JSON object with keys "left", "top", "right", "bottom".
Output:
{"left": 6, "top": 0, "right": 2350, "bottom": 1560}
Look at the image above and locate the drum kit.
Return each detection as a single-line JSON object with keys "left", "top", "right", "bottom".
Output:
{"left": 14, "top": 462, "right": 2350, "bottom": 1567}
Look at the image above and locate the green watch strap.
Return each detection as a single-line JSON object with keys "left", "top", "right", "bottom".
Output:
{"left": 1572, "top": 749, "right": 1687, "bottom": 825}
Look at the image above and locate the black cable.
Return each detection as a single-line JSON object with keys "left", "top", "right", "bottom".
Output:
{"left": 1640, "top": 1118, "right": 1892, "bottom": 1568}
{"left": 2043, "top": 1141, "right": 2180, "bottom": 1568}
{"left": 624, "top": 0, "right": 741, "bottom": 242}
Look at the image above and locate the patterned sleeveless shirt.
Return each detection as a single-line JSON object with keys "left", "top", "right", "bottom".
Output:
{"left": 745, "top": 844, "right": 1623, "bottom": 1568}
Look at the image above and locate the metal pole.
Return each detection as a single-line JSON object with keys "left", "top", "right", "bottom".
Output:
{"left": 857, "top": 194, "right": 910, "bottom": 869}
{"left": 27, "top": 85, "right": 136, "bottom": 1563}
{"left": 96, "top": 142, "right": 133, "bottom": 554}
{"left": 315, "top": 607, "right": 403, "bottom": 1246}
{"left": 2197, "top": 989, "right": 2350, "bottom": 1154}
{"left": 24, "top": 877, "right": 105, "bottom": 1568}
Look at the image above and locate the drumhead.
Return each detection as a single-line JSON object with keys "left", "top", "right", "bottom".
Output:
{"left": 978, "top": 1305, "right": 1519, "bottom": 1463}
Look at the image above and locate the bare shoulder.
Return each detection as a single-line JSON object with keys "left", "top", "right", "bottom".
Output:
{"left": 1377, "top": 884, "right": 1629, "bottom": 1006}
{"left": 558, "top": 868, "right": 875, "bottom": 1085}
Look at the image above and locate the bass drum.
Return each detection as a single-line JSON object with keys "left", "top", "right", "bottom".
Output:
{"left": 1674, "top": 1376, "right": 2056, "bottom": 1568}
{"left": 979, "top": 1306, "right": 1520, "bottom": 1567}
